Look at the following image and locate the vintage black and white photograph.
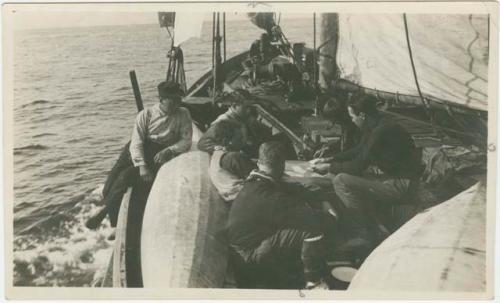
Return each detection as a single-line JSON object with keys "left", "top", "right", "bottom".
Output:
{"left": 3, "top": 2, "right": 497, "bottom": 299}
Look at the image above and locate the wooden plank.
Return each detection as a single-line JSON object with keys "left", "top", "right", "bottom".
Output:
{"left": 254, "top": 104, "right": 313, "bottom": 153}
{"left": 100, "top": 252, "right": 114, "bottom": 287}
{"left": 187, "top": 51, "right": 249, "bottom": 97}
{"left": 183, "top": 96, "right": 213, "bottom": 105}
{"left": 112, "top": 187, "right": 132, "bottom": 287}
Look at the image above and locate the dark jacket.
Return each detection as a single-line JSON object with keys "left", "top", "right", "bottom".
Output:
{"left": 197, "top": 111, "right": 271, "bottom": 158}
{"left": 227, "top": 171, "right": 329, "bottom": 250}
{"left": 329, "top": 114, "right": 421, "bottom": 177}
{"left": 249, "top": 39, "right": 280, "bottom": 64}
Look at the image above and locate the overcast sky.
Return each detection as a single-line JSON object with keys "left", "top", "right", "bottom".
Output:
{"left": 13, "top": 11, "right": 160, "bottom": 30}
{"left": 10, "top": 9, "right": 292, "bottom": 31}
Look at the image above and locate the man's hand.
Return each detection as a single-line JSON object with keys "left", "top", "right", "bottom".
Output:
{"left": 321, "top": 201, "right": 338, "bottom": 220}
{"left": 309, "top": 157, "right": 334, "bottom": 165}
{"left": 214, "top": 145, "right": 227, "bottom": 152}
{"left": 139, "top": 165, "right": 154, "bottom": 183}
{"left": 310, "top": 163, "right": 330, "bottom": 175}
{"left": 154, "top": 149, "right": 173, "bottom": 165}
{"left": 313, "top": 146, "right": 329, "bottom": 158}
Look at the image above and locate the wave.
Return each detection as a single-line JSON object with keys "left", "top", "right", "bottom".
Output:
{"left": 13, "top": 185, "right": 111, "bottom": 287}
{"left": 32, "top": 133, "right": 56, "bottom": 138}
{"left": 65, "top": 95, "right": 84, "bottom": 101}
{"left": 16, "top": 193, "right": 89, "bottom": 236}
{"left": 21, "top": 100, "right": 50, "bottom": 108}
{"left": 13, "top": 144, "right": 49, "bottom": 157}
{"left": 114, "top": 85, "right": 131, "bottom": 93}
{"left": 14, "top": 144, "right": 49, "bottom": 156}
{"left": 14, "top": 144, "right": 49, "bottom": 152}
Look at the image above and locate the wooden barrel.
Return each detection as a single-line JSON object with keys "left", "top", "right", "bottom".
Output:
{"left": 348, "top": 181, "right": 486, "bottom": 292}
{"left": 141, "top": 151, "right": 229, "bottom": 288}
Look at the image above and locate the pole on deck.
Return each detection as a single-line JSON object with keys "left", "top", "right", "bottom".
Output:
{"left": 129, "top": 70, "right": 144, "bottom": 112}
{"left": 318, "top": 14, "right": 343, "bottom": 149}
{"left": 223, "top": 13, "right": 227, "bottom": 62}
{"left": 213, "top": 12, "right": 222, "bottom": 103}
{"left": 212, "top": 12, "right": 215, "bottom": 73}
{"left": 318, "top": 13, "right": 339, "bottom": 90}
{"left": 313, "top": 13, "right": 319, "bottom": 116}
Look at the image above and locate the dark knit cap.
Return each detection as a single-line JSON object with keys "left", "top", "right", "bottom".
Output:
{"left": 158, "top": 81, "right": 184, "bottom": 99}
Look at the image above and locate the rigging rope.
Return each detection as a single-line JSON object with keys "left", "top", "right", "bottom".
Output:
{"left": 402, "top": 13, "right": 440, "bottom": 137}
{"left": 402, "top": 14, "right": 485, "bottom": 145}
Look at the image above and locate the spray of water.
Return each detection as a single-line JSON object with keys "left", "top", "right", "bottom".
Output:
{"left": 13, "top": 186, "right": 114, "bottom": 287}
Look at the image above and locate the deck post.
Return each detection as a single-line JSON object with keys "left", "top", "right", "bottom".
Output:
{"left": 129, "top": 70, "right": 144, "bottom": 112}
{"left": 318, "top": 13, "right": 339, "bottom": 91}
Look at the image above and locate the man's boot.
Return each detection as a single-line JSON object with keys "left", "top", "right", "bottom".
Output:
{"left": 302, "top": 235, "right": 329, "bottom": 290}
{"left": 337, "top": 209, "right": 377, "bottom": 261}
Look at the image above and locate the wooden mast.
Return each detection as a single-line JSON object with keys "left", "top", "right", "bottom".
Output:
{"left": 318, "top": 13, "right": 348, "bottom": 149}
{"left": 318, "top": 13, "right": 339, "bottom": 91}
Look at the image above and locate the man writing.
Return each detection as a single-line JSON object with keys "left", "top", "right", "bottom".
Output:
{"left": 311, "top": 93, "right": 421, "bottom": 248}
{"left": 86, "top": 81, "right": 193, "bottom": 235}
{"left": 227, "top": 142, "right": 335, "bottom": 289}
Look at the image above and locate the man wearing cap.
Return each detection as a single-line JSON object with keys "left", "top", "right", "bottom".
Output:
{"left": 85, "top": 81, "right": 193, "bottom": 235}
{"left": 197, "top": 89, "right": 271, "bottom": 201}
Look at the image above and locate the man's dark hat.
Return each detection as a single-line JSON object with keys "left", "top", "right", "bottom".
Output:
{"left": 158, "top": 81, "right": 185, "bottom": 99}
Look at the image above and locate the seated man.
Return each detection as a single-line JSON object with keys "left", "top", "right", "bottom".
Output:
{"left": 312, "top": 93, "right": 360, "bottom": 158}
{"left": 86, "top": 81, "right": 193, "bottom": 234}
{"left": 227, "top": 142, "right": 335, "bottom": 289}
{"left": 311, "top": 93, "right": 422, "bottom": 247}
{"left": 197, "top": 90, "right": 271, "bottom": 201}
{"left": 249, "top": 33, "right": 280, "bottom": 65}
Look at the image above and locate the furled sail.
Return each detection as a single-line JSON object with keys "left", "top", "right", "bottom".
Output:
{"left": 336, "top": 14, "right": 488, "bottom": 111}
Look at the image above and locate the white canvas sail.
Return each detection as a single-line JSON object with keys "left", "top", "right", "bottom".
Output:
{"left": 337, "top": 14, "right": 488, "bottom": 111}
{"left": 173, "top": 13, "right": 206, "bottom": 47}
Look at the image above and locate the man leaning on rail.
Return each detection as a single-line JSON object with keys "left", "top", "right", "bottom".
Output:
{"left": 85, "top": 81, "right": 193, "bottom": 239}
{"left": 226, "top": 142, "right": 335, "bottom": 289}
{"left": 310, "top": 93, "right": 422, "bottom": 250}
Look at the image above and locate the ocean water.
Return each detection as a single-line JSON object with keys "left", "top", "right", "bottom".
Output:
{"left": 12, "top": 18, "right": 315, "bottom": 286}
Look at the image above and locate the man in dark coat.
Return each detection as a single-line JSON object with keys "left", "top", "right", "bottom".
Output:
{"left": 227, "top": 142, "right": 335, "bottom": 289}
{"left": 311, "top": 93, "right": 422, "bottom": 247}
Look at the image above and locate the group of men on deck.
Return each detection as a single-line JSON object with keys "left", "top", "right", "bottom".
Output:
{"left": 86, "top": 80, "right": 421, "bottom": 289}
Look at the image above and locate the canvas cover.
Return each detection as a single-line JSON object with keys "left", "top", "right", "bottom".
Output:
{"left": 337, "top": 14, "right": 488, "bottom": 111}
